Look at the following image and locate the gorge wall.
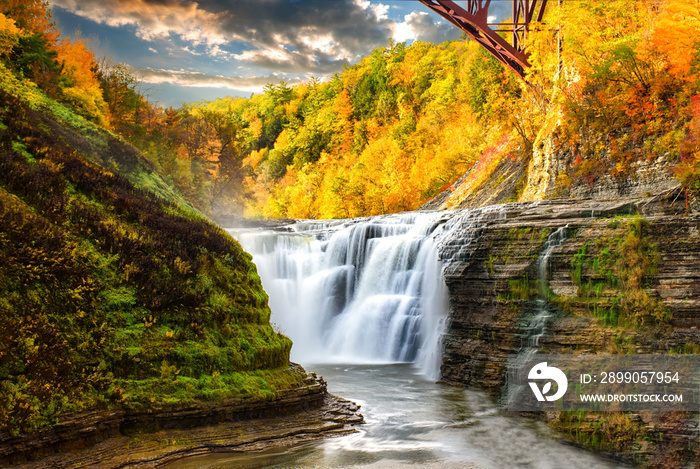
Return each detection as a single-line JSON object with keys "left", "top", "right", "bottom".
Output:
{"left": 424, "top": 128, "right": 683, "bottom": 213}
{"left": 436, "top": 190, "right": 700, "bottom": 466}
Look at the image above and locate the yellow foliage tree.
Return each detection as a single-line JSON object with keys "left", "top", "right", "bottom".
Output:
{"left": 650, "top": 0, "right": 700, "bottom": 80}
{"left": 0, "top": 12, "right": 20, "bottom": 57}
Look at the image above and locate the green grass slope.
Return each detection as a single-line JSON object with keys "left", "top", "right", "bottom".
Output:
{"left": 0, "top": 68, "right": 299, "bottom": 436}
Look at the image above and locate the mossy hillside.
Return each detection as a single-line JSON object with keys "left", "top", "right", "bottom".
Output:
{"left": 0, "top": 63, "right": 195, "bottom": 213}
{"left": 0, "top": 82, "right": 298, "bottom": 436}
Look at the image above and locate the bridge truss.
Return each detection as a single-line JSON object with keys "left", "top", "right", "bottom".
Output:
{"left": 416, "top": 0, "right": 548, "bottom": 80}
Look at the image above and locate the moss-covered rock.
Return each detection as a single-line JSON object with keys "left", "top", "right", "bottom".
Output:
{"left": 0, "top": 71, "right": 299, "bottom": 437}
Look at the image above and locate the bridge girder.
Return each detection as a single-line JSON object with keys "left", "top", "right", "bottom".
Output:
{"left": 416, "top": 0, "right": 548, "bottom": 80}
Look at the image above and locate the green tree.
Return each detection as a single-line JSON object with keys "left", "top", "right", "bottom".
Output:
{"left": 10, "top": 32, "right": 62, "bottom": 96}
{"left": 98, "top": 62, "right": 145, "bottom": 133}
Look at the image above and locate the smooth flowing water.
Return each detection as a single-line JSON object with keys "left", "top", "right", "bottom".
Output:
{"left": 169, "top": 363, "right": 628, "bottom": 469}
{"left": 232, "top": 213, "right": 450, "bottom": 379}
{"left": 165, "top": 212, "right": 630, "bottom": 468}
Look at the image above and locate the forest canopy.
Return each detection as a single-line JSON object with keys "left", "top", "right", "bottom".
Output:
{"left": 151, "top": 0, "right": 700, "bottom": 218}
{"left": 1, "top": 0, "right": 699, "bottom": 219}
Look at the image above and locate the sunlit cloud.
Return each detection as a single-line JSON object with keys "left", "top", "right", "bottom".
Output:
{"left": 136, "top": 67, "right": 306, "bottom": 93}
{"left": 52, "top": 0, "right": 230, "bottom": 49}
{"left": 51, "top": 0, "right": 398, "bottom": 74}
{"left": 392, "top": 11, "right": 461, "bottom": 44}
{"left": 49, "top": 0, "right": 465, "bottom": 105}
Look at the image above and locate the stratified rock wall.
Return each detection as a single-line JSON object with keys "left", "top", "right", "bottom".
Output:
{"left": 437, "top": 193, "right": 697, "bottom": 389}
{"left": 425, "top": 139, "right": 679, "bottom": 211}
{"left": 436, "top": 191, "right": 699, "bottom": 465}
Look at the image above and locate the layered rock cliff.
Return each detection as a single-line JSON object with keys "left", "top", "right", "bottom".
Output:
{"left": 435, "top": 189, "right": 699, "bottom": 466}
{"left": 425, "top": 127, "right": 682, "bottom": 212}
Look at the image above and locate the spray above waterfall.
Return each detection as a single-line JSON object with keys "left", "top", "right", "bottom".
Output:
{"left": 231, "top": 213, "right": 450, "bottom": 379}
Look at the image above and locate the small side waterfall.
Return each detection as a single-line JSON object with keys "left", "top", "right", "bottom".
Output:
{"left": 231, "top": 213, "right": 450, "bottom": 379}
{"left": 523, "top": 225, "right": 569, "bottom": 354}
{"left": 505, "top": 225, "right": 569, "bottom": 406}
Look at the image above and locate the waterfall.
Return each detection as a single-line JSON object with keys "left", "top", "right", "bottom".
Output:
{"left": 523, "top": 225, "right": 569, "bottom": 352}
{"left": 505, "top": 225, "right": 569, "bottom": 406}
{"left": 230, "top": 213, "right": 450, "bottom": 379}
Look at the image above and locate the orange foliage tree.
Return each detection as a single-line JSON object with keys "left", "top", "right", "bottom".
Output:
{"left": 55, "top": 33, "right": 109, "bottom": 126}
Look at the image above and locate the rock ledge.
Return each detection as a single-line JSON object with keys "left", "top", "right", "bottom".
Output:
{"left": 2, "top": 372, "right": 364, "bottom": 468}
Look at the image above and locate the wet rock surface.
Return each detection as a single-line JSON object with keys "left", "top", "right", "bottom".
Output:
{"left": 435, "top": 189, "right": 700, "bottom": 466}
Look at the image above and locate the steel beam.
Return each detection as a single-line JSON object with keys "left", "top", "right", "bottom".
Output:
{"left": 513, "top": 0, "right": 548, "bottom": 51}
{"left": 416, "top": 0, "right": 548, "bottom": 80}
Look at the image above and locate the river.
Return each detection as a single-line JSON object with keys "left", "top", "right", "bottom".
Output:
{"left": 167, "top": 211, "right": 630, "bottom": 468}
{"left": 168, "top": 362, "right": 627, "bottom": 468}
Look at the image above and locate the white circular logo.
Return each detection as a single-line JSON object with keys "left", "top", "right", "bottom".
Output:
{"left": 528, "top": 362, "right": 568, "bottom": 402}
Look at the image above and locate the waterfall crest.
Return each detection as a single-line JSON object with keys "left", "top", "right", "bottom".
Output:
{"left": 231, "top": 213, "right": 449, "bottom": 379}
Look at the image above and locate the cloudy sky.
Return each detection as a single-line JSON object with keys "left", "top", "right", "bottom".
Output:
{"left": 49, "top": 0, "right": 512, "bottom": 107}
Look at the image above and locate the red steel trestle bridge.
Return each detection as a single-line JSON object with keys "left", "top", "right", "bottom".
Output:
{"left": 416, "top": 0, "right": 549, "bottom": 80}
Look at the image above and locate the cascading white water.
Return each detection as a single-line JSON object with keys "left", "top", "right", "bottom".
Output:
{"left": 505, "top": 225, "right": 570, "bottom": 406}
{"left": 524, "top": 225, "right": 569, "bottom": 351}
{"left": 230, "top": 213, "right": 449, "bottom": 379}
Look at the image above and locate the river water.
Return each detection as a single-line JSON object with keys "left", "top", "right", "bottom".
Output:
{"left": 170, "top": 362, "right": 627, "bottom": 469}
{"left": 168, "top": 212, "right": 629, "bottom": 468}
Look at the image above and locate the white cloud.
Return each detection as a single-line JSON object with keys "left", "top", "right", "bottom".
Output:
{"left": 137, "top": 67, "right": 306, "bottom": 93}
{"left": 370, "top": 3, "right": 389, "bottom": 21}
{"left": 52, "top": 0, "right": 230, "bottom": 51}
{"left": 391, "top": 12, "right": 422, "bottom": 42}
{"left": 397, "top": 11, "right": 462, "bottom": 44}
{"left": 234, "top": 48, "right": 292, "bottom": 65}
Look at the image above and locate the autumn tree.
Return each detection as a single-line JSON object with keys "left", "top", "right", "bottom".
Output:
{"left": 98, "top": 61, "right": 147, "bottom": 133}
{"left": 194, "top": 99, "right": 252, "bottom": 211}
{"left": 0, "top": 0, "right": 55, "bottom": 36}
{"left": 55, "top": 33, "right": 109, "bottom": 126}
{"left": 0, "top": 12, "right": 19, "bottom": 57}
{"left": 1, "top": 0, "right": 62, "bottom": 95}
